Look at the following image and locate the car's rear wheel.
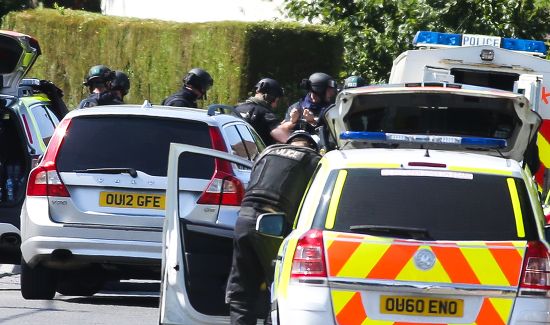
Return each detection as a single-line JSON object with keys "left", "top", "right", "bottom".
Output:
{"left": 20, "top": 258, "right": 56, "bottom": 300}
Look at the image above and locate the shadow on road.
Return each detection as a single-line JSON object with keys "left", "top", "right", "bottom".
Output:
{"left": 65, "top": 295, "right": 159, "bottom": 308}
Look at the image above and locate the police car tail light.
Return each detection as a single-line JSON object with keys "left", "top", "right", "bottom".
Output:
{"left": 519, "top": 241, "right": 550, "bottom": 294}
{"left": 291, "top": 229, "right": 327, "bottom": 278}
{"left": 27, "top": 118, "right": 71, "bottom": 197}
{"left": 197, "top": 171, "right": 244, "bottom": 206}
{"left": 197, "top": 126, "right": 244, "bottom": 206}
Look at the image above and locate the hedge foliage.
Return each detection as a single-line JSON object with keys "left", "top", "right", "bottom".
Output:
{"left": 2, "top": 9, "right": 343, "bottom": 110}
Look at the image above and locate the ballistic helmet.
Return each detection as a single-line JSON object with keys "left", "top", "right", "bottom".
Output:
{"left": 83, "top": 65, "right": 115, "bottom": 87}
{"left": 286, "top": 130, "right": 318, "bottom": 151}
{"left": 301, "top": 72, "right": 336, "bottom": 95}
{"left": 343, "top": 75, "right": 366, "bottom": 89}
{"left": 183, "top": 68, "right": 213, "bottom": 95}
{"left": 255, "top": 78, "right": 284, "bottom": 98}
{"left": 111, "top": 71, "right": 131, "bottom": 96}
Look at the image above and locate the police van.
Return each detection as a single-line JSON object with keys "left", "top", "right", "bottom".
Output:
{"left": 388, "top": 31, "right": 550, "bottom": 189}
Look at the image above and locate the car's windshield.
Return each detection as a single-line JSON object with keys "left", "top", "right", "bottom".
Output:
{"left": 324, "top": 168, "right": 537, "bottom": 241}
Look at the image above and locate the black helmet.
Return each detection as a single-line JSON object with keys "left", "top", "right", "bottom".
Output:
{"left": 83, "top": 65, "right": 115, "bottom": 86}
{"left": 183, "top": 68, "right": 213, "bottom": 95}
{"left": 255, "top": 78, "right": 284, "bottom": 98}
{"left": 111, "top": 71, "right": 130, "bottom": 96}
{"left": 343, "top": 75, "right": 366, "bottom": 89}
{"left": 301, "top": 72, "right": 336, "bottom": 95}
{"left": 286, "top": 130, "right": 318, "bottom": 151}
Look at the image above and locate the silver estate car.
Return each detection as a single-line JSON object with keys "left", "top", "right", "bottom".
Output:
{"left": 20, "top": 103, "right": 264, "bottom": 299}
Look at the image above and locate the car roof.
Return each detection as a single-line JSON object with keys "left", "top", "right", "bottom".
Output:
{"left": 64, "top": 104, "right": 243, "bottom": 126}
{"left": 322, "top": 148, "right": 523, "bottom": 175}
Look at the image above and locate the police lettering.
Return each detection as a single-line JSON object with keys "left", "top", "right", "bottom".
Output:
{"left": 271, "top": 148, "right": 306, "bottom": 161}
{"left": 462, "top": 35, "right": 500, "bottom": 47}
{"left": 384, "top": 297, "right": 459, "bottom": 315}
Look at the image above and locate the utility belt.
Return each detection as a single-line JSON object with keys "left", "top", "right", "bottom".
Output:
{"left": 241, "top": 201, "right": 281, "bottom": 214}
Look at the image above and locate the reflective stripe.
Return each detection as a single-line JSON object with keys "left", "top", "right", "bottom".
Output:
{"left": 325, "top": 232, "right": 526, "bottom": 287}
{"left": 23, "top": 52, "right": 34, "bottom": 66}
{"left": 331, "top": 290, "right": 514, "bottom": 325}
{"left": 537, "top": 132, "right": 550, "bottom": 171}
{"left": 325, "top": 170, "right": 347, "bottom": 229}
{"left": 346, "top": 163, "right": 401, "bottom": 169}
{"left": 448, "top": 166, "right": 513, "bottom": 176}
{"left": 507, "top": 178, "right": 525, "bottom": 238}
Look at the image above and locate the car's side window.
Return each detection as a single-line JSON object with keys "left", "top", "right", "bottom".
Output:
{"left": 30, "top": 104, "right": 59, "bottom": 146}
{"left": 236, "top": 124, "right": 262, "bottom": 159}
{"left": 224, "top": 125, "right": 251, "bottom": 160}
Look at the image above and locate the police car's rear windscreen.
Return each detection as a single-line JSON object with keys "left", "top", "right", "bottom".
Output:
{"left": 330, "top": 169, "right": 537, "bottom": 241}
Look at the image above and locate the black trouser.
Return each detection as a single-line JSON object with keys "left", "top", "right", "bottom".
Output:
{"left": 226, "top": 206, "right": 282, "bottom": 325}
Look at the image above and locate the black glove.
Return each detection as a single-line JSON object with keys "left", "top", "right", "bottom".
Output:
{"left": 38, "top": 80, "right": 64, "bottom": 98}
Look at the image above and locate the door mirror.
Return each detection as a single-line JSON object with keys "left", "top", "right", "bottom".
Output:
{"left": 256, "top": 213, "right": 286, "bottom": 237}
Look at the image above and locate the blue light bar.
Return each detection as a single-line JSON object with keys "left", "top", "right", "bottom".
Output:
{"left": 413, "top": 31, "right": 547, "bottom": 56}
{"left": 501, "top": 37, "right": 547, "bottom": 55}
{"left": 340, "top": 131, "right": 507, "bottom": 149}
{"left": 413, "top": 31, "right": 462, "bottom": 47}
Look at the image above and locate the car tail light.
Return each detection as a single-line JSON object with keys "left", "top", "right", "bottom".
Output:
{"left": 519, "top": 241, "right": 550, "bottom": 294}
{"left": 291, "top": 229, "right": 327, "bottom": 278}
{"left": 26, "top": 118, "right": 71, "bottom": 197}
{"left": 196, "top": 127, "right": 245, "bottom": 206}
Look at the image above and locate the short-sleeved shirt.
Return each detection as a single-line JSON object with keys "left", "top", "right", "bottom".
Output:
{"left": 235, "top": 97, "right": 280, "bottom": 146}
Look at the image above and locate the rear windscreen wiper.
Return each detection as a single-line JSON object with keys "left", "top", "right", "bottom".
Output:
{"left": 349, "top": 225, "right": 433, "bottom": 240}
{"left": 73, "top": 167, "right": 138, "bottom": 178}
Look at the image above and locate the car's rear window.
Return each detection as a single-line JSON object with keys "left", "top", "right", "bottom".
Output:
{"left": 346, "top": 93, "right": 517, "bottom": 139}
{"left": 326, "top": 168, "right": 537, "bottom": 241}
{"left": 0, "top": 36, "right": 22, "bottom": 74}
{"left": 57, "top": 116, "right": 215, "bottom": 178}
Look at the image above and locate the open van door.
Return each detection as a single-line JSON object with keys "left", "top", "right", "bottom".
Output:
{"left": 0, "top": 30, "right": 41, "bottom": 97}
{"left": 160, "top": 143, "right": 253, "bottom": 325}
{"left": 514, "top": 74, "right": 543, "bottom": 113}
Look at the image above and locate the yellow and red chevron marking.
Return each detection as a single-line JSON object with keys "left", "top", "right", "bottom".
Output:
{"left": 331, "top": 290, "right": 513, "bottom": 325}
{"left": 535, "top": 120, "right": 550, "bottom": 187}
{"left": 324, "top": 232, "right": 526, "bottom": 287}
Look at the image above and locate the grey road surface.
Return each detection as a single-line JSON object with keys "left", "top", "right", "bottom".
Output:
{"left": 0, "top": 264, "right": 159, "bottom": 325}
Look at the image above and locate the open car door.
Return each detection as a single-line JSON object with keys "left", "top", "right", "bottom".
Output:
{"left": 0, "top": 30, "right": 41, "bottom": 97}
{"left": 160, "top": 143, "right": 253, "bottom": 325}
{"left": 324, "top": 83, "right": 542, "bottom": 165}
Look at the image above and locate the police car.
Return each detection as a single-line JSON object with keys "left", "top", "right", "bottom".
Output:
{"left": 259, "top": 140, "right": 549, "bottom": 325}
{"left": 0, "top": 30, "right": 65, "bottom": 263}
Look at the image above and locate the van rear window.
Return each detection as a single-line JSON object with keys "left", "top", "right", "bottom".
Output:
{"left": 0, "top": 36, "right": 23, "bottom": 74}
{"left": 57, "top": 116, "right": 215, "bottom": 178}
{"left": 346, "top": 93, "right": 517, "bottom": 139}
{"left": 328, "top": 169, "right": 537, "bottom": 241}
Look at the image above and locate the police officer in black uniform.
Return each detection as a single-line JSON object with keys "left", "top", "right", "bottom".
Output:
{"left": 77, "top": 65, "right": 121, "bottom": 109}
{"left": 111, "top": 71, "right": 131, "bottom": 102}
{"left": 281, "top": 72, "right": 337, "bottom": 134}
{"left": 162, "top": 68, "right": 213, "bottom": 108}
{"left": 226, "top": 131, "right": 321, "bottom": 325}
{"left": 235, "top": 78, "right": 292, "bottom": 146}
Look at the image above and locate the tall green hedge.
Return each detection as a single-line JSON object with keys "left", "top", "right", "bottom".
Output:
{"left": 1, "top": 9, "right": 342, "bottom": 111}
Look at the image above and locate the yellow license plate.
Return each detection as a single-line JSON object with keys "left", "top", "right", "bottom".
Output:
{"left": 99, "top": 191, "right": 165, "bottom": 210}
{"left": 380, "top": 295, "right": 464, "bottom": 317}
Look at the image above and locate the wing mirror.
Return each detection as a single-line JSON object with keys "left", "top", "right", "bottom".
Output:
{"left": 256, "top": 213, "right": 286, "bottom": 238}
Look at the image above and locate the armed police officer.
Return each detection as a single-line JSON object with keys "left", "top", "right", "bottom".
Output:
{"left": 77, "top": 65, "right": 122, "bottom": 109}
{"left": 162, "top": 68, "right": 213, "bottom": 108}
{"left": 226, "top": 131, "right": 321, "bottom": 325}
{"left": 281, "top": 72, "right": 337, "bottom": 134}
{"left": 111, "top": 71, "right": 131, "bottom": 103}
{"left": 235, "top": 78, "right": 293, "bottom": 146}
